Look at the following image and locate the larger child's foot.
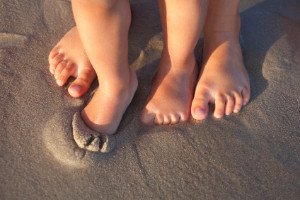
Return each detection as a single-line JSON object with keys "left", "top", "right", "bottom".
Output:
{"left": 81, "top": 68, "right": 138, "bottom": 135}
{"left": 141, "top": 52, "right": 198, "bottom": 126}
{"left": 191, "top": 31, "right": 250, "bottom": 120}
{"left": 48, "top": 27, "right": 96, "bottom": 98}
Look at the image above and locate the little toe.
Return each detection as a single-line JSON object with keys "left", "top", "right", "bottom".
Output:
{"left": 48, "top": 46, "right": 60, "bottom": 61}
{"left": 214, "top": 93, "right": 226, "bottom": 119}
{"left": 233, "top": 91, "right": 243, "bottom": 113}
{"left": 154, "top": 113, "right": 164, "bottom": 125}
{"left": 141, "top": 109, "right": 156, "bottom": 126}
{"left": 170, "top": 113, "right": 180, "bottom": 124}
{"left": 191, "top": 89, "right": 210, "bottom": 120}
{"left": 225, "top": 94, "right": 235, "bottom": 116}
{"left": 242, "top": 87, "right": 250, "bottom": 106}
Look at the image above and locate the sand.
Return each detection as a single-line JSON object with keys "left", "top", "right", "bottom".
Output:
{"left": 0, "top": 0, "right": 299, "bottom": 199}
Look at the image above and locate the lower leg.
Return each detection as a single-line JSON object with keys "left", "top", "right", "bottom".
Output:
{"left": 72, "top": 0, "right": 137, "bottom": 134}
{"left": 191, "top": 0, "right": 250, "bottom": 120}
{"left": 141, "top": 0, "right": 209, "bottom": 125}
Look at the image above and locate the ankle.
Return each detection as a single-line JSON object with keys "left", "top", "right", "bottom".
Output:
{"left": 161, "top": 49, "right": 197, "bottom": 74}
{"left": 99, "top": 68, "right": 136, "bottom": 94}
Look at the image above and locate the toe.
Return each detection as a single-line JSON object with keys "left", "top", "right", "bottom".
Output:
{"left": 163, "top": 115, "right": 171, "bottom": 125}
{"left": 48, "top": 46, "right": 60, "bottom": 61}
{"left": 225, "top": 93, "right": 235, "bottom": 116}
{"left": 49, "top": 53, "right": 64, "bottom": 74}
{"left": 54, "top": 61, "right": 68, "bottom": 86}
{"left": 54, "top": 60, "right": 67, "bottom": 76}
{"left": 170, "top": 113, "right": 180, "bottom": 124}
{"left": 233, "top": 91, "right": 243, "bottom": 113}
{"left": 68, "top": 66, "right": 96, "bottom": 98}
{"left": 214, "top": 93, "right": 226, "bottom": 118}
{"left": 56, "top": 63, "right": 76, "bottom": 87}
{"left": 179, "top": 112, "right": 189, "bottom": 122}
{"left": 141, "top": 109, "right": 156, "bottom": 126}
{"left": 154, "top": 113, "right": 164, "bottom": 125}
{"left": 242, "top": 86, "right": 250, "bottom": 106}
{"left": 191, "top": 88, "right": 210, "bottom": 120}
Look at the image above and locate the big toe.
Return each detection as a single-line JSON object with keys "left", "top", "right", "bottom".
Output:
{"left": 141, "top": 109, "right": 156, "bottom": 126}
{"left": 68, "top": 69, "right": 96, "bottom": 98}
{"left": 191, "top": 89, "right": 210, "bottom": 120}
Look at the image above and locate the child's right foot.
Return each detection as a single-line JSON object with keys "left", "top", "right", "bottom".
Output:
{"left": 81, "top": 68, "right": 138, "bottom": 135}
{"left": 48, "top": 27, "right": 96, "bottom": 98}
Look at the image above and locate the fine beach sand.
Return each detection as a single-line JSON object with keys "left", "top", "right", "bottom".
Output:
{"left": 0, "top": 0, "right": 299, "bottom": 199}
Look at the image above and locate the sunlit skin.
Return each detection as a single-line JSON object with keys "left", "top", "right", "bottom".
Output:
{"left": 191, "top": 0, "right": 250, "bottom": 120}
{"left": 49, "top": 0, "right": 137, "bottom": 135}
{"left": 48, "top": 27, "right": 96, "bottom": 98}
{"left": 48, "top": 0, "right": 250, "bottom": 134}
{"left": 141, "top": 0, "right": 209, "bottom": 125}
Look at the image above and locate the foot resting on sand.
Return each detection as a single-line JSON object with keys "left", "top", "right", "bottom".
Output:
{"left": 81, "top": 68, "right": 137, "bottom": 135}
{"left": 191, "top": 29, "right": 250, "bottom": 120}
{"left": 48, "top": 27, "right": 96, "bottom": 98}
{"left": 70, "top": 0, "right": 136, "bottom": 136}
{"left": 141, "top": 0, "right": 207, "bottom": 125}
{"left": 191, "top": 0, "right": 250, "bottom": 120}
{"left": 141, "top": 51, "right": 198, "bottom": 126}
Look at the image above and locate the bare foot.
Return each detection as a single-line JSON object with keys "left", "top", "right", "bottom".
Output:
{"left": 48, "top": 27, "right": 96, "bottom": 98}
{"left": 141, "top": 52, "right": 198, "bottom": 126}
{"left": 81, "top": 68, "right": 138, "bottom": 135}
{"left": 191, "top": 31, "right": 250, "bottom": 120}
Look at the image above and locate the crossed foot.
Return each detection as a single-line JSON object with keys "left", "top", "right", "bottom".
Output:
{"left": 48, "top": 26, "right": 250, "bottom": 136}
{"left": 48, "top": 27, "right": 96, "bottom": 98}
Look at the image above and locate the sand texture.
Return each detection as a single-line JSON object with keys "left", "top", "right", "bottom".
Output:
{"left": 0, "top": 0, "right": 299, "bottom": 199}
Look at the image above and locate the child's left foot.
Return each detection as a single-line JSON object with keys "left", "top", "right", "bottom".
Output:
{"left": 191, "top": 31, "right": 250, "bottom": 120}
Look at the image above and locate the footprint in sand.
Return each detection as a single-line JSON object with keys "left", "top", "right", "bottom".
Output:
{"left": 43, "top": 109, "right": 117, "bottom": 168}
{"left": 0, "top": 33, "right": 28, "bottom": 49}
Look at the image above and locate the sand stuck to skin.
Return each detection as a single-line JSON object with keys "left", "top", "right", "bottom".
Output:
{"left": 0, "top": 0, "right": 299, "bottom": 199}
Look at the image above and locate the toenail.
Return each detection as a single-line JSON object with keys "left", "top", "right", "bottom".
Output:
{"left": 70, "top": 85, "right": 81, "bottom": 92}
{"left": 195, "top": 108, "right": 205, "bottom": 115}
{"left": 234, "top": 109, "right": 239, "bottom": 113}
{"left": 56, "top": 80, "right": 63, "bottom": 85}
{"left": 50, "top": 68, "right": 54, "bottom": 73}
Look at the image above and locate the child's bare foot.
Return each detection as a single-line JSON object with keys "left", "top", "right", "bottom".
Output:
{"left": 48, "top": 27, "right": 96, "bottom": 98}
{"left": 141, "top": 51, "right": 198, "bottom": 126}
{"left": 81, "top": 68, "right": 137, "bottom": 135}
{"left": 191, "top": 31, "right": 250, "bottom": 120}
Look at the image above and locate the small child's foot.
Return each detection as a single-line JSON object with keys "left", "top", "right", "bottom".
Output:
{"left": 48, "top": 27, "right": 96, "bottom": 98}
{"left": 141, "top": 52, "right": 198, "bottom": 126}
{"left": 81, "top": 68, "right": 138, "bottom": 135}
{"left": 191, "top": 31, "right": 250, "bottom": 120}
